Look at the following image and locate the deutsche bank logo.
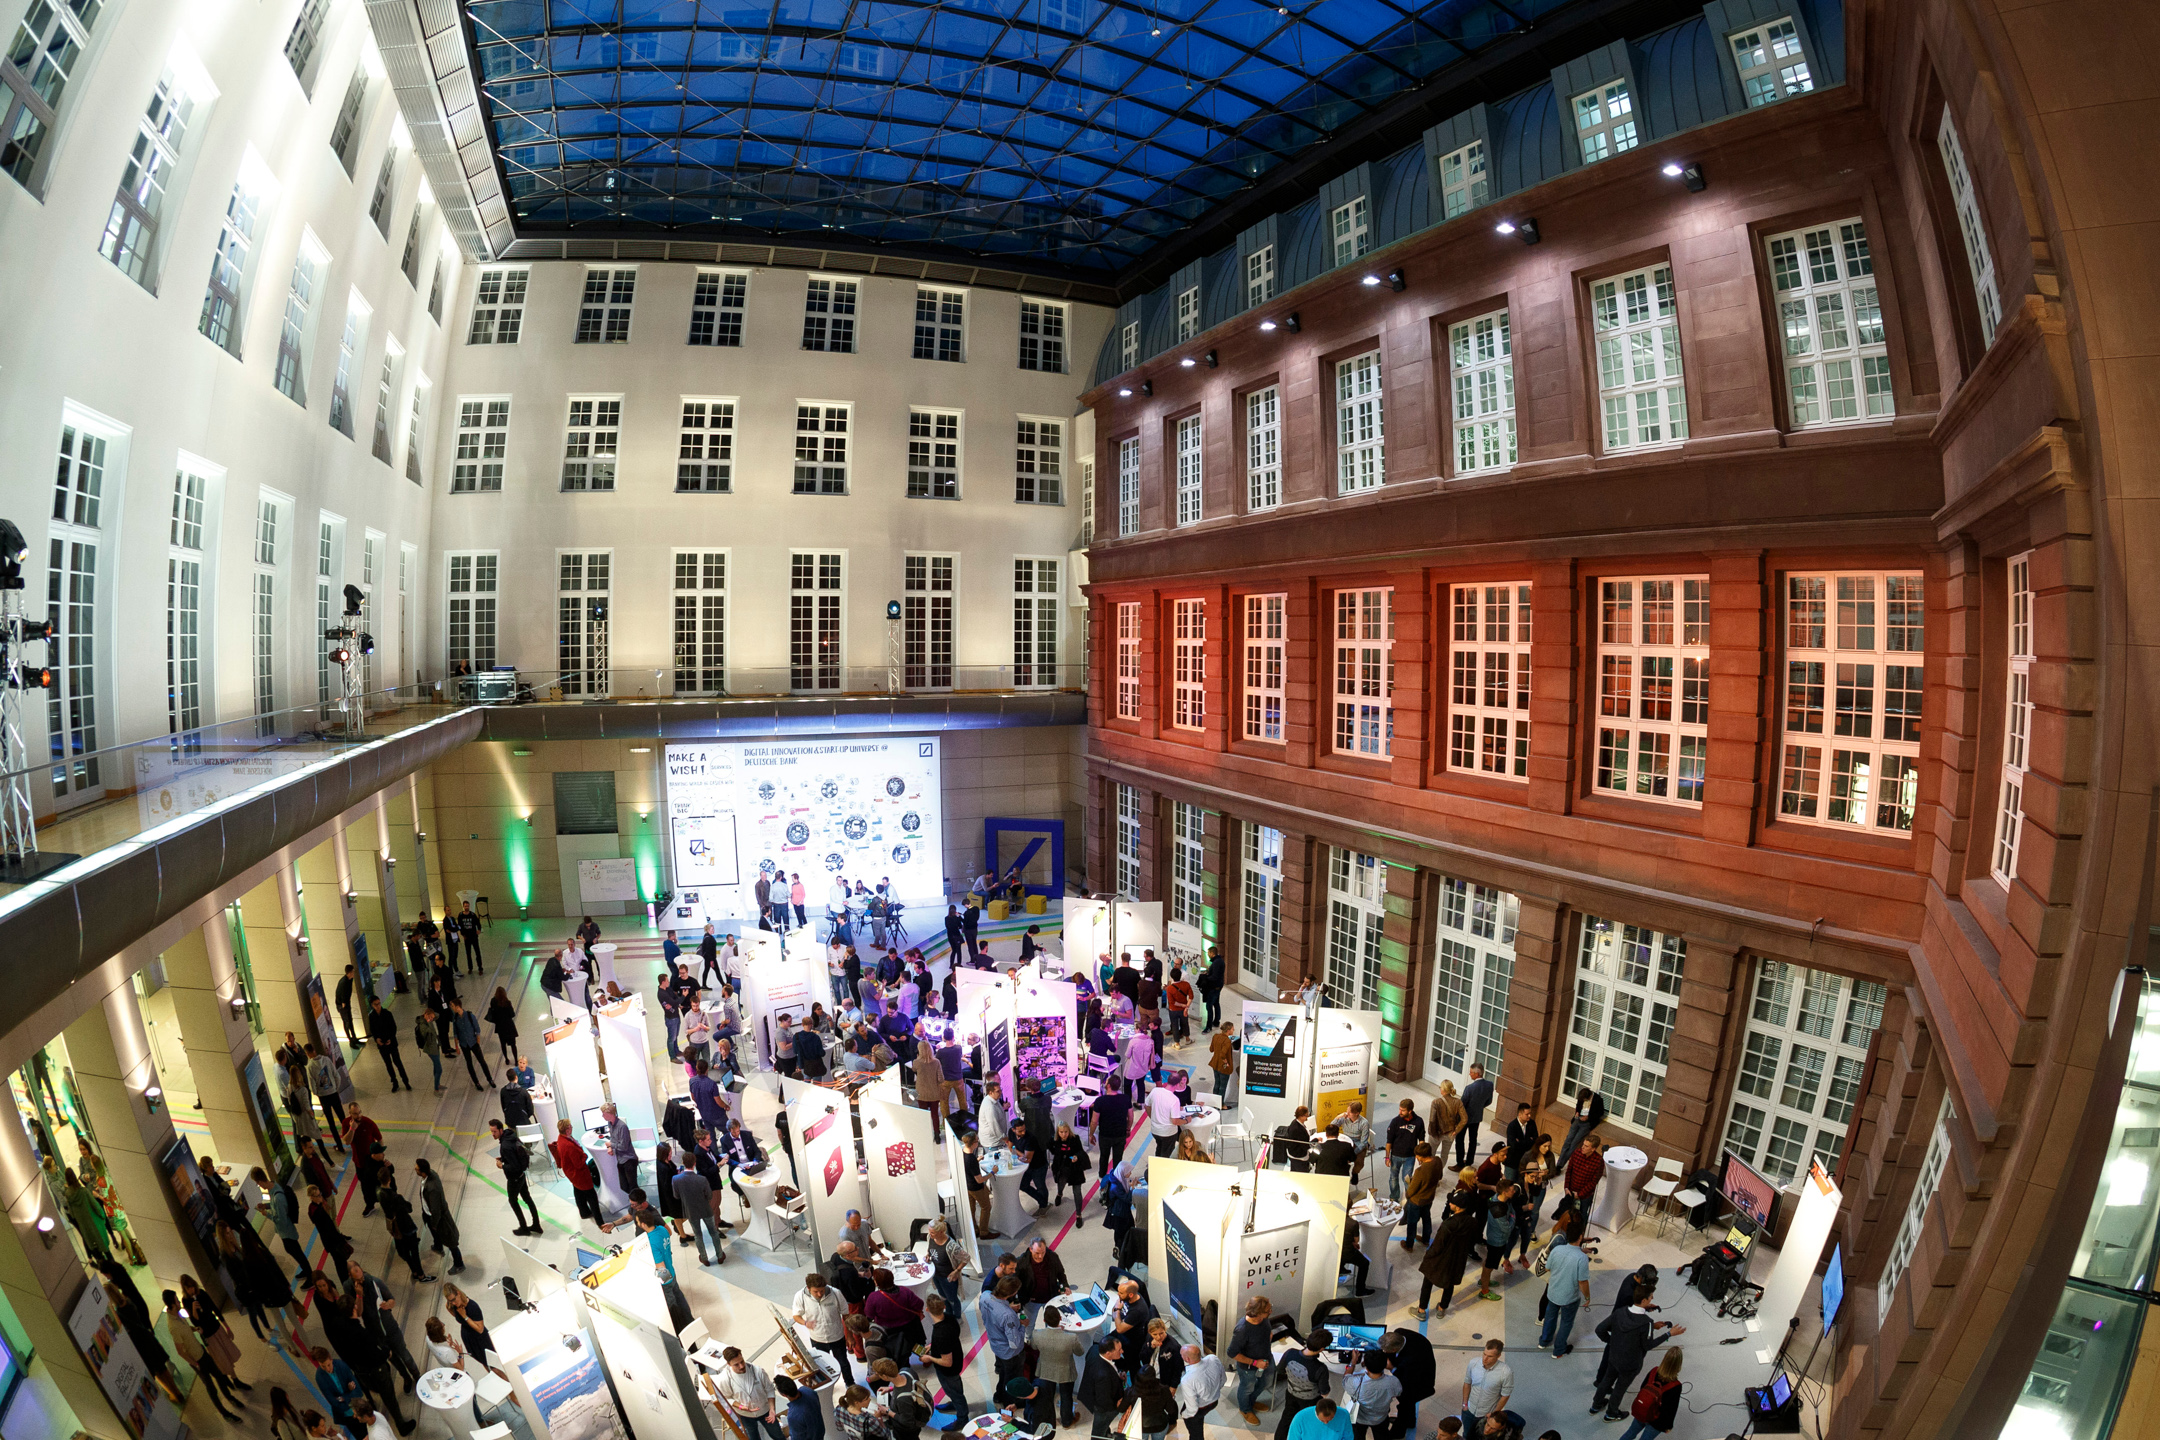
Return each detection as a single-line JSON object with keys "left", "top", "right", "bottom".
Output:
{"left": 918, "top": 742, "right": 933, "bottom": 757}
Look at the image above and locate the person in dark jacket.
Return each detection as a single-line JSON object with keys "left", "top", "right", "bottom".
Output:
{"left": 1272, "top": 1329, "right": 1333, "bottom": 1440}
{"left": 778, "top": 1375, "right": 824, "bottom": 1440}
{"left": 1049, "top": 1122, "right": 1092, "bottom": 1218}
{"left": 1377, "top": 1329, "right": 1435, "bottom": 1440}
{"left": 1591, "top": 1280, "right": 1685, "bottom": 1420}
{"left": 489, "top": 1118, "right": 541, "bottom": 1235}
{"left": 1412, "top": 1180, "right": 1485, "bottom": 1317}
{"left": 1457, "top": 1064, "right": 1494, "bottom": 1169}
{"left": 449, "top": 1001, "right": 486, "bottom": 1089}
{"left": 1095, "top": 1087, "right": 1133, "bottom": 1179}
{"left": 1197, "top": 947, "right": 1226, "bottom": 1030}
{"left": 455, "top": 903, "right": 483, "bottom": 974}
{"left": 1015, "top": 1237, "right": 1068, "bottom": 1305}
{"left": 1503, "top": 1103, "right": 1540, "bottom": 1175}
{"left": 1082, "top": 1337, "right": 1130, "bottom": 1439}
{"left": 500, "top": 1070, "right": 536, "bottom": 1128}
{"left": 414, "top": 1157, "right": 465, "bottom": 1273}
{"left": 485, "top": 987, "right": 519, "bottom": 1064}
{"left": 365, "top": 998, "right": 411, "bottom": 1092}
{"left": 541, "top": 950, "right": 566, "bottom": 1001}
{"left": 335, "top": 966, "right": 361, "bottom": 1049}
{"left": 1556, "top": 1087, "right": 1607, "bottom": 1169}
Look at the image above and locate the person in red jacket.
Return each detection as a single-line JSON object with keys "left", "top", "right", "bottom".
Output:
{"left": 551, "top": 1119, "right": 603, "bottom": 1225}
{"left": 1557, "top": 1133, "right": 1607, "bottom": 1226}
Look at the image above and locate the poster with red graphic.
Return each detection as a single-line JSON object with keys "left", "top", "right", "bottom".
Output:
{"left": 885, "top": 1142, "right": 917, "bottom": 1177}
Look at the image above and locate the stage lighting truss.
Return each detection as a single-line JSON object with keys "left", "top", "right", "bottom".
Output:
{"left": 0, "top": 549, "right": 50, "bottom": 871}
{"left": 322, "top": 620, "right": 376, "bottom": 739}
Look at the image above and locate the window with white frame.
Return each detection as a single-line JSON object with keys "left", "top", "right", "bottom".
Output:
{"left": 1729, "top": 17, "right": 1814, "bottom": 108}
{"left": 371, "top": 340, "right": 399, "bottom": 463}
{"left": 1240, "top": 823, "right": 1283, "bottom": 989}
{"left": 1769, "top": 220, "right": 1891, "bottom": 428}
{"left": 574, "top": 268, "right": 635, "bottom": 343}
{"left": 1722, "top": 961, "right": 1887, "bottom": 1186}
{"left": 199, "top": 167, "right": 268, "bottom": 352}
{"left": 467, "top": 267, "right": 528, "bottom": 344}
{"left": 360, "top": 532, "right": 377, "bottom": 694}
{"left": 1015, "top": 418, "right": 1062, "bottom": 504}
{"left": 1169, "top": 801, "right": 1207, "bottom": 930}
{"left": 1450, "top": 309, "right": 1515, "bottom": 474}
{"left": 284, "top": 0, "right": 331, "bottom": 83}
{"left": 445, "top": 551, "right": 498, "bottom": 672}
{"left": 1937, "top": 111, "right": 2002, "bottom": 346}
{"left": 327, "top": 66, "right": 367, "bottom": 173}
{"left": 1119, "top": 321, "right": 1139, "bottom": 372}
{"left": 1243, "top": 592, "right": 1285, "bottom": 743}
{"left": 557, "top": 551, "right": 611, "bottom": 695}
{"left": 1779, "top": 572, "right": 1925, "bottom": 833}
{"left": 1877, "top": 1094, "right": 1954, "bottom": 1315}
{"left": 913, "top": 288, "right": 964, "bottom": 361}
{"left": 1326, "top": 849, "right": 1385, "bottom": 1010}
{"left": 672, "top": 550, "right": 726, "bottom": 694}
{"left": 906, "top": 410, "right": 960, "bottom": 499}
{"left": 249, "top": 494, "right": 281, "bottom": 739}
{"left": 560, "top": 398, "right": 620, "bottom": 491}
{"left": 1117, "top": 436, "right": 1141, "bottom": 536}
{"left": 1013, "top": 558, "right": 1059, "bottom": 687}
{"left": 1595, "top": 576, "right": 1711, "bottom": 805}
{"left": 1573, "top": 78, "right": 1638, "bottom": 163}
{"left": 47, "top": 416, "right": 110, "bottom": 796}
{"left": 1437, "top": 139, "right": 1489, "bottom": 220}
{"left": 1115, "top": 601, "right": 1141, "bottom": 721}
{"left": 1336, "top": 352, "right": 1384, "bottom": 492}
{"left": 405, "top": 374, "right": 427, "bottom": 483}
{"left": 399, "top": 542, "right": 416, "bottom": 683}
{"left": 1449, "top": 582, "right": 1532, "bottom": 780}
{"left": 327, "top": 293, "right": 367, "bottom": 438}
{"left": 801, "top": 277, "right": 856, "bottom": 352}
{"left": 1426, "top": 875, "right": 1518, "bottom": 1086}
{"left": 99, "top": 66, "right": 196, "bottom": 286}
{"left": 1565, "top": 917, "right": 1686, "bottom": 1131}
{"left": 794, "top": 403, "right": 849, "bottom": 494}
{"left": 399, "top": 204, "right": 424, "bottom": 286}
{"left": 366, "top": 145, "right": 396, "bottom": 234}
{"left": 1080, "top": 461, "right": 1096, "bottom": 544}
{"left": 1113, "top": 783, "right": 1142, "bottom": 896}
{"left": 678, "top": 399, "right": 733, "bottom": 492}
{"left": 1331, "top": 196, "right": 1370, "bottom": 266}
{"left": 790, "top": 551, "right": 844, "bottom": 691}
{"left": 1993, "top": 552, "right": 2032, "bottom": 886}
{"left": 1593, "top": 263, "right": 1687, "bottom": 451}
{"left": 1175, "top": 287, "right": 1200, "bottom": 343}
{"left": 1171, "top": 598, "right": 1205, "bottom": 731}
{"left": 425, "top": 251, "right": 444, "bottom": 323}
{"left": 315, "top": 518, "right": 337, "bottom": 703}
{"left": 903, "top": 554, "right": 954, "bottom": 689}
{"left": 4, "top": 0, "right": 105, "bottom": 191}
{"left": 167, "top": 468, "right": 207, "bottom": 738}
{"left": 1019, "top": 301, "right": 1065, "bottom": 372}
{"left": 449, "top": 397, "right": 505, "bottom": 494}
{"left": 273, "top": 234, "right": 327, "bottom": 405}
{"left": 1246, "top": 386, "right": 1280, "bottom": 510}
{"left": 1246, "top": 246, "right": 1275, "bottom": 308}
{"left": 688, "top": 270, "right": 747, "bottom": 346}
{"left": 1174, "top": 415, "right": 1202, "bottom": 525}
{"left": 1334, "top": 587, "right": 1393, "bottom": 758}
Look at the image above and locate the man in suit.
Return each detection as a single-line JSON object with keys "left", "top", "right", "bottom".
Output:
{"left": 1311, "top": 1123, "right": 1358, "bottom": 1177}
{"left": 1458, "top": 1064, "right": 1494, "bottom": 1169}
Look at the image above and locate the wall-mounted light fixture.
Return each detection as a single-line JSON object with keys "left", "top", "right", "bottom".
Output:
{"left": 1257, "top": 312, "right": 1300, "bottom": 334}
{"left": 1117, "top": 386, "right": 1133, "bottom": 397}
{"left": 35, "top": 1215, "right": 55, "bottom": 1248}
{"left": 1203, "top": 349, "right": 1218, "bottom": 368}
{"left": 1662, "top": 160, "right": 1706, "bottom": 192}
{"left": 1496, "top": 218, "right": 1540, "bottom": 244}
{"left": 629, "top": 746, "right": 652, "bottom": 754}
{"left": 343, "top": 891, "right": 356, "bottom": 906}
{"left": 512, "top": 748, "right": 533, "bottom": 758}
{"left": 143, "top": 1085, "right": 163, "bottom": 1112}
{"left": 1360, "top": 269, "right": 1406, "bottom": 292}
{"left": 1141, "top": 379, "right": 1153, "bottom": 396}
{"left": 294, "top": 935, "right": 310, "bottom": 949}
{"left": 1178, "top": 356, "right": 1196, "bottom": 368}
{"left": 228, "top": 995, "right": 249, "bottom": 1015}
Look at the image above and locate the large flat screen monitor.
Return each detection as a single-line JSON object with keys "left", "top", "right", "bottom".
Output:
{"left": 1720, "top": 1149, "right": 1781, "bottom": 1233}
{"left": 1822, "top": 1241, "right": 1845, "bottom": 1332}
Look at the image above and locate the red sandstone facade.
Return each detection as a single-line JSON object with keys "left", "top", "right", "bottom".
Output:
{"left": 1078, "top": 2, "right": 2160, "bottom": 1436}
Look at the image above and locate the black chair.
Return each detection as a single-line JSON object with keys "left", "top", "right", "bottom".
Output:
{"left": 908, "top": 1217, "right": 932, "bottom": 1246}
{"left": 1310, "top": 1298, "right": 1366, "bottom": 1336}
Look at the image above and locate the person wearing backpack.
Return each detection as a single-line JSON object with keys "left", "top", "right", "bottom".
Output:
{"left": 1472, "top": 1181, "right": 1520, "bottom": 1302}
{"left": 1617, "top": 1349, "right": 1685, "bottom": 1438}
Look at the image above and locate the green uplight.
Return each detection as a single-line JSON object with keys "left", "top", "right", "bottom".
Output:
{"left": 507, "top": 831, "right": 532, "bottom": 908}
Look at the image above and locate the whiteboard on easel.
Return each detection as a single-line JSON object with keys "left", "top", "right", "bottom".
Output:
{"left": 578, "top": 858, "right": 641, "bottom": 904}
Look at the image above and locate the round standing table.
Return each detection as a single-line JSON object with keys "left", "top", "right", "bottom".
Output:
{"left": 1052, "top": 1088, "right": 1089, "bottom": 1134}
{"left": 735, "top": 1168, "right": 783, "bottom": 1243}
{"left": 1347, "top": 1196, "right": 1403, "bottom": 1292}
{"left": 887, "top": 1253, "right": 937, "bottom": 1302}
{"left": 985, "top": 1153, "right": 1031, "bottom": 1236}
{"left": 1178, "top": 1104, "right": 1218, "bottom": 1152}
{"left": 416, "top": 1367, "right": 475, "bottom": 1413}
{"left": 1591, "top": 1145, "right": 1650, "bottom": 1230}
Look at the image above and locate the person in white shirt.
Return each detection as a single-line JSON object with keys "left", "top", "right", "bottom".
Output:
{"left": 1176, "top": 1344, "right": 1227, "bottom": 1440}
{"left": 1149, "top": 1084, "right": 1190, "bottom": 1157}
{"left": 1459, "top": 1341, "right": 1513, "bottom": 1439}
{"left": 979, "top": 1089, "right": 1008, "bottom": 1147}
{"left": 715, "top": 1347, "right": 784, "bottom": 1440}
{"left": 792, "top": 1274, "right": 852, "bottom": 1383}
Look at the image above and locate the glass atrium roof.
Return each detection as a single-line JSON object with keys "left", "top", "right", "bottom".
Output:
{"left": 468, "top": 0, "right": 1576, "bottom": 275}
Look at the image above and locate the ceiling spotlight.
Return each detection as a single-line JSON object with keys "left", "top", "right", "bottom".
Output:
{"left": 1179, "top": 356, "right": 1195, "bottom": 368}
{"left": 342, "top": 583, "right": 365, "bottom": 617}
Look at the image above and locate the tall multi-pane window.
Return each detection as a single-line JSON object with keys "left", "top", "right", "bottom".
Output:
{"left": 573, "top": 268, "right": 636, "bottom": 343}
{"left": 399, "top": 543, "right": 416, "bottom": 683}
{"left": 445, "top": 552, "right": 498, "bottom": 672}
{"left": 327, "top": 67, "right": 367, "bottom": 172}
{"left": 687, "top": 270, "right": 746, "bottom": 346}
{"left": 1593, "top": 264, "right": 1687, "bottom": 452}
{"left": 284, "top": 0, "right": 331, "bottom": 80}
{"left": 1437, "top": 140, "right": 1488, "bottom": 219}
{"left": 450, "top": 398, "right": 508, "bottom": 493}
{"left": 1015, "top": 419, "right": 1061, "bottom": 504}
{"left": 1336, "top": 352, "right": 1384, "bottom": 493}
{"left": 400, "top": 205, "right": 422, "bottom": 284}
{"left": 99, "top": 67, "right": 195, "bottom": 285}
{"left": 1240, "top": 593, "right": 1286, "bottom": 743}
{"left": 1246, "top": 247, "right": 1275, "bottom": 308}
{"left": 1174, "top": 415, "right": 1202, "bottom": 525}
{"left": 421, "top": 253, "right": 439, "bottom": 323}
{"left": 1993, "top": 553, "right": 2033, "bottom": 886}
{"left": 906, "top": 410, "right": 959, "bottom": 499}
{"left": 903, "top": 554, "right": 954, "bottom": 689}
{"left": 1018, "top": 301, "right": 1065, "bottom": 372}
{"left": 794, "top": 404, "right": 850, "bottom": 494}
{"left": 1729, "top": 17, "right": 1814, "bottom": 108}
{"left": 199, "top": 170, "right": 266, "bottom": 352}
{"left": 366, "top": 146, "right": 396, "bottom": 234}
{"left": 167, "top": 468, "right": 207, "bottom": 738}
{"left": 1565, "top": 918, "right": 1686, "bottom": 1130}
{"left": 328, "top": 295, "right": 368, "bottom": 438}
{"left": 913, "top": 288, "right": 964, "bottom": 361}
{"left": 315, "top": 519, "right": 336, "bottom": 703}
{"left": 1079, "top": 462, "right": 1095, "bottom": 546}
{"left": 677, "top": 399, "right": 734, "bottom": 492}
{"left": 1114, "top": 602, "right": 1141, "bottom": 721}
{"left": 1246, "top": 387, "right": 1280, "bottom": 511}
{"left": 560, "top": 398, "right": 620, "bottom": 491}
{"left": 1427, "top": 876, "right": 1519, "bottom": 1086}
{"left": 557, "top": 551, "right": 611, "bottom": 696}
{"left": 466, "top": 267, "right": 528, "bottom": 344}
{"left": 1113, "top": 783, "right": 1142, "bottom": 896}
{"left": 1171, "top": 599, "right": 1205, "bottom": 732}
{"left": 789, "top": 551, "right": 844, "bottom": 691}
{"left": 1573, "top": 79, "right": 1638, "bottom": 163}
{"left": 405, "top": 375, "right": 427, "bottom": 483}
{"left": 3, "top": 0, "right": 105, "bottom": 190}
{"left": 360, "top": 533, "right": 377, "bottom": 695}
{"left": 1240, "top": 823, "right": 1283, "bottom": 989}
{"left": 1595, "top": 577, "right": 1711, "bottom": 805}
{"left": 1768, "top": 220, "right": 1891, "bottom": 428}
{"left": 1334, "top": 587, "right": 1393, "bottom": 758}
{"left": 1170, "top": 802, "right": 1206, "bottom": 930}
{"left": 1117, "top": 436, "right": 1141, "bottom": 537}
{"left": 1449, "top": 309, "right": 1515, "bottom": 475}
{"left": 801, "top": 278, "right": 857, "bottom": 352}
{"left": 1326, "top": 849, "right": 1385, "bottom": 1010}
{"left": 273, "top": 237, "right": 326, "bottom": 405}
{"left": 1012, "top": 558, "right": 1059, "bottom": 687}
{"left": 1723, "top": 961, "right": 1886, "bottom": 1185}
{"left": 250, "top": 495, "right": 281, "bottom": 739}
{"left": 1330, "top": 197, "right": 1370, "bottom": 266}
{"left": 47, "top": 418, "right": 109, "bottom": 797}
{"left": 371, "top": 340, "right": 399, "bottom": 462}
{"left": 1119, "top": 321, "right": 1139, "bottom": 373}
{"left": 1448, "top": 583, "right": 1532, "bottom": 780}
{"left": 671, "top": 550, "right": 726, "bottom": 695}
{"left": 1779, "top": 572, "right": 1925, "bottom": 833}
{"left": 1937, "top": 111, "right": 2002, "bottom": 346}
{"left": 1175, "top": 287, "right": 1200, "bottom": 343}
{"left": 1877, "top": 1093, "right": 1955, "bottom": 1316}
